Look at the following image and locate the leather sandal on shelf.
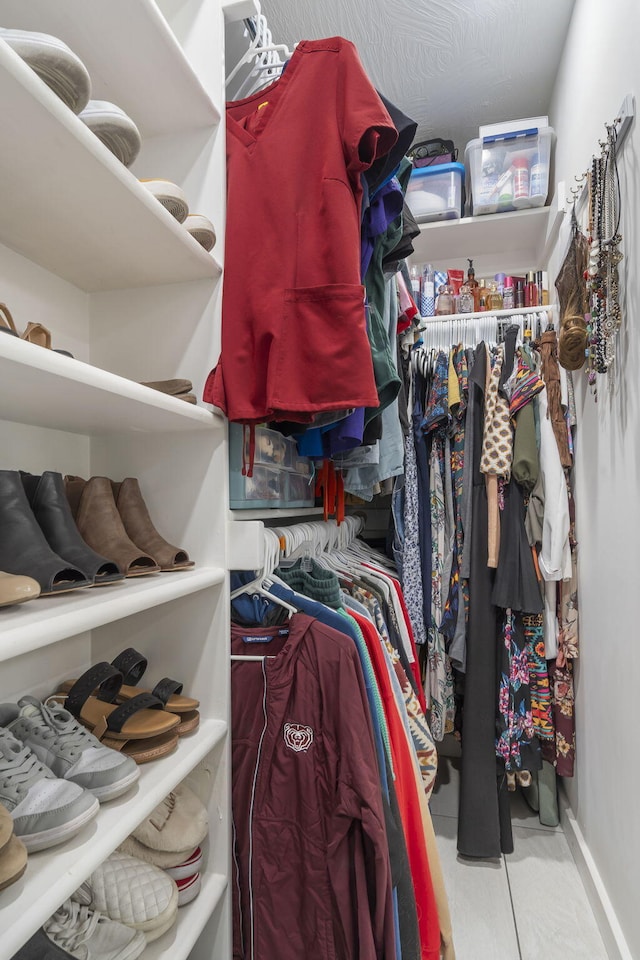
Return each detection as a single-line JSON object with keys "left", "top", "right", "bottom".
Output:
{"left": 21, "top": 471, "right": 124, "bottom": 587}
{"left": 52, "top": 663, "right": 180, "bottom": 763}
{"left": 0, "top": 470, "right": 91, "bottom": 596}
{"left": 0, "top": 302, "right": 73, "bottom": 356}
{"left": 111, "top": 647, "right": 200, "bottom": 736}
{"left": 65, "top": 476, "right": 160, "bottom": 578}
{"left": 112, "top": 478, "right": 194, "bottom": 572}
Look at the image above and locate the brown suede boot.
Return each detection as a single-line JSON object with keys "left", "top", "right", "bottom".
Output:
{"left": 64, "top": 476, "right": 160, "bottom": 577}
{"left": 112, "top": 478, "right": 194, "bottom": 572}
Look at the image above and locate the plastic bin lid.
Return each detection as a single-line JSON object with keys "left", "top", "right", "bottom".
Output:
{"left": 464, "top": 126, "right": 555, "bottom": 153}
{"left": 409, "top": 160, "right": 465, "bottom": 182}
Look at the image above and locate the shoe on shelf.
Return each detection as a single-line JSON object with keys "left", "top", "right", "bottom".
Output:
{"left": 112, "top": 478, "right": 194, "bottom": 572}
{"left": 21, "top": 472, "right": 124, "bottom": 587}
{"left": 64, "top": 476, "right": 160, "bottom": 578}
{"left": 164, "top": 846, "right": 203, "bottom": 880}
{"left": 0, "top": 697, "right": 140, "bottom": 802}
{"left": 118, "top": 835, "right": 197, "bottom": 870}
{"left": 138, "top": 379, "right": 196, "bottom": 404}
{"left": 52, "top": 662, "right": 180, "bottom": 765}
{"left": 175, "top": 872, "right": 201, "bottom": 907}
{"left": 0, "top": 29, "right": 91, "bottom": 114}
{"left": 0, "top": 804, "right": 27, "bottom": 892}
{"left": 0, "top": 471, "right": 91, "bottom": 596}
{"left": 111, "top": 647, "right": 199, "bottom": 736}
{"left": 139, "top": 179, "right": 189, "bottom": 223}
{"left": 0, "top": 303, "right": 74, "bottom": 357}
{"left": 184, "top": 214, "right": 216, "bottom": 252}
{"left": 78, "top": 101, "right": 141, "bottom": 168}
{"left": 11, "top": 928, "right": 77, "bottom": 959}
{"left": 131, "top": 784, "right": 208, "bottom": 855}
{"left": 0, "top": 728, "right": 98, "bottom": 852}
{"left": 0, "top": 571, "right": 40, "bottom": 607}
{"left": 44, "top": 899, "right": 146, "bottom": 960}
{"left": 74, "top": 851, "right": 179, "bottom": 943}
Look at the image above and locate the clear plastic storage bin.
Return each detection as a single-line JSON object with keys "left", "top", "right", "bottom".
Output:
{"left": 229, "top": 464, "right": 283, "bottom": 508}
{"left": 406, "top": 161, "right": 465, "bottom": 223}
{"left": 465, "top": 126, "right": 555, "bottom": 216}
{"left": 229, "top": 423, "right": 315, "bottom": 509}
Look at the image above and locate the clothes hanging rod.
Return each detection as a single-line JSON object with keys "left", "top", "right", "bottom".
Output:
{"left": 416, "top": 306, "right": 555, "bottom": 329}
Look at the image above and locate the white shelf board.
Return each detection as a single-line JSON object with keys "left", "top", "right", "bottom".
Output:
{"left": 0, "top": 567, "right": 225, "bottom": 664}
{"left": 0, "top": 335, "right": 220, "bottom": 435}
{"left": 144, "top": 872, "right": 228, "bottom": 960}
{"left": 0, "top": 0, "right": 220, "bottom": 137}
{"left": 0, "top": 41, "right": 222, "bottom": 291}
{"left": 409, "top": 203, "right": 565, "bottom": 275}
{"left": 230, "top": 507, "right": 324, "bottom": 520}
{"left": 0, "top": 720, "right": 228, "bottom": 960}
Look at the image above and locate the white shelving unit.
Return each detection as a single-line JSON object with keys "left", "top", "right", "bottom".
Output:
{"left": 0, "top": 1, "right": 231, "bottom": 957}
{"left": 1, "top": 721, "right": 227, "bottom": 959}
{"left": 409, "top": 197, "right": 565, "bottom": 276}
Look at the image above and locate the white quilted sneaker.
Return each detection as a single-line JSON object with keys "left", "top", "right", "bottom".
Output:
{"left": 0, "top": 728, "right": 98, "bottom": 852}
{"left": 74, "top": 851, "right": 179, "bottom": 943}
{"left": 0, "top": 698, "right": 140, "bottom": 802}
{"left": 44, "top": 899, "right": 146, "bottom": 960}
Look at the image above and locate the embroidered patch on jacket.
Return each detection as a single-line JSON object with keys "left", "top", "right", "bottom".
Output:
{"left": 283, "top": 722, "right": 314, "bottom": 753}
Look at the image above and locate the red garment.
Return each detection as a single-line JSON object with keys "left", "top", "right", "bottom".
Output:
{"left": 351, "top": 612, "right": 441, "bottom": 960}
{"left": 205, "top": 38, "right": 397, "bottom": 423}
{"left": 363, "top": 562, "right": 427, "bottom": 715}
{"left": 231, "top": 615, "right": 396, "bottom": 960}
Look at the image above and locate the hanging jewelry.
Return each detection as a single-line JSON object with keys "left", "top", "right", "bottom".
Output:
{"left": 586, "top": 124, "right": 623, "bottom": 391}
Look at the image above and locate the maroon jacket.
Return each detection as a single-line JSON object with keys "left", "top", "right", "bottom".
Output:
{"left": 231, "top": 614, "right": 396, "bottom": 960}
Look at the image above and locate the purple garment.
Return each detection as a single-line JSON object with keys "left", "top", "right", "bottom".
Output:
{"left": 361, "top": 179, "right": 404, "bottom": 278}
{"left": 324, "top": 407, "right": 365, "bottom": 456}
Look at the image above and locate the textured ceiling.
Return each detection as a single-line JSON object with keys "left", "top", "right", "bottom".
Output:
{"left": 250, "top": 0, "right": 576, "bottom": 154}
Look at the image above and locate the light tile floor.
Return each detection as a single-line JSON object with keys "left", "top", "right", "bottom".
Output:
{"left": 432, "top": 758, "right": 610, "bottom": 960}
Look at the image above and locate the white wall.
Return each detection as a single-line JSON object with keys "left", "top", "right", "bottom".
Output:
{"left": 550, "top": 1, "right": 640, "bottom": 956}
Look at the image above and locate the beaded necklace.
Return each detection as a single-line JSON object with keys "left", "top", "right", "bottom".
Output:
{"left": 586, "top": 126, "right": 623, "bottom": 394}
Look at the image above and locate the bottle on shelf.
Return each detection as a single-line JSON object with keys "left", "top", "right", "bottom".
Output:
{"left": 541, "top": 270, "right": 550, "bottom": 306}
{"left": 486, "top": 281, "right": 503, "bottom": 312}
{"left": 515, "top": 280, "right": 525, "bottom": 308}
{"left": 529, "top": 153, "right": 545, "bottom": 199}
{"left": 410, "top": 265, "right": 421, "bottom": 302}
{"left": 494, "top": 272, "right": 506, "bottom": 299}
{"left": 435, "top": 283, "right": 455, "bottom": 316}
{"left": 524, "top": 271, "right": 539, "bottom": 308}
{"left": 512, "top": 156, "right": 530, "bottom": 205}
{"left": 467, "top": 258, "right": 480, "bottom": 311}
{"left": 478, "top": 279, "right": 488, "bottom": 312}
{"left": 503, "top": 276, "right": 515, "bottom": 310}
{"left": 458, "top": 283, "right": 475, "bottom": 314}
{"left": 421, "top": 263, "right": 435, "bottom": 317}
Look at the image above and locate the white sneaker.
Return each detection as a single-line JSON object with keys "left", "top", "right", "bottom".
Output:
{"left": 78, "top": 100, "right": 141, "bottom": 168}
{"left": 0, "top": 698, "right": 140, "bottom": 802}
{"left": 0, "top": 28, "right": 91, "bottom": 114}
{"left": 44, "top": 899, "right": 146, "bottom": 960}
{"left": 140, "top": 179, "right": 189, "bottom": 223}
{"left": 175, "top": 872, "right": 201, "bottom": 906}
{"left": 185, "top": 214, "right": 216, "bottom": 251}
{"left": 0, "top": 728, "right": 98, "bottom": 852}
{"left": 75, "top": 851, "right": 179, "bottom": 943}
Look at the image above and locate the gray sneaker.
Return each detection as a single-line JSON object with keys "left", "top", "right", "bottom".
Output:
{"left": 0, "top": 698, "right": 139, "bottom": 802}
{"left": 11, "top": 928, "right": 75, "bottom": 959}
{"left": 0, "top": 728, "right": 98, "bottom": 852}
{"left": 44, "top": 900, "right": 146, "bottom": 960}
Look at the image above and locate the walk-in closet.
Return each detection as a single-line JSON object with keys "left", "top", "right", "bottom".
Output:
{"left": 0, "top": 1, "right": 636, "bottom": 959}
